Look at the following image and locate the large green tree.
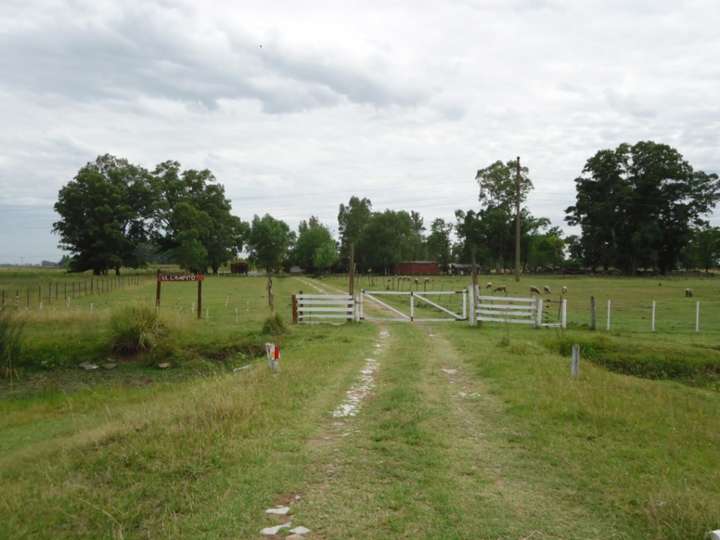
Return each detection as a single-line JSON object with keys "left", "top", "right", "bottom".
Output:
{"left": 338, "top": 196, "right": 372, "bottom": 268}
{"left": 459, "top": 159, "right": 534, "bottom": 270}
{"left": 247, "top": 214, "right": 293, "bottom": 273}
{"left": 526, "top": 226, "right": 565, "bottom": 271}
{"left": 426, "top": 218, "right": 453, "bottom": 271}
{"left": 566, "top": 142, "right": 720, "bottom": 274}
{"left": 355, "top": 210, "right": 419, "bottom": 273}
{"left": 53, "top": 154, "right": 157, "bottom": 274}
{"left": 682, "top": 226, "right": 720, "bottom": 272}
{"left": 292, "top": 217, "right": 337, "bottom": 274}
{"left": 152, "top": 162, "right": 247, "bottom": 273}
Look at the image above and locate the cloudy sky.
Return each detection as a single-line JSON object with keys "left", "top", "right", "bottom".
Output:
{"left": 1, "top": 0, "right": 719, "bottom": 263}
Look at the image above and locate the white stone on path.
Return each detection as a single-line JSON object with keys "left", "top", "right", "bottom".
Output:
{"left": 265, "top": 506, "right": 290, "bottom": 515}
{"left": 332, "top": 358, "right": 379, "bottom": 418}
{"left": 260, "top": 522, "right": 292, "bottom": 536}
{"left": 441, "top": 368, "right": 457, "bottom": 375}
{"left": 290, "top": 525, "right": 311, "bottom": 535}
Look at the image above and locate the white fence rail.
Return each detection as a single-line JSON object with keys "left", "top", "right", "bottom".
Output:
{"left": 294, "top": 293, "right": 357, "bottom": 323}
{"left": 468, "top": 286, "right": 566, "bottom": 328}
{"left": 291, "top": 286, "right": 566, "bottom": 328}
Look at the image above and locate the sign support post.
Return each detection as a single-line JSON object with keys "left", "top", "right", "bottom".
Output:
{"left": 155, "top": 269, "right": 162, "bottom": 307}
{"left": 156, "top": 271, "right": 205, "bottom": 319}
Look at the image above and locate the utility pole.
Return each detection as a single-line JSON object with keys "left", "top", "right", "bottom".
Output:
{"left": 348, "top": 242, "right": 355, "bottom": 296}
{"left": 515, "top": 156, "right": 521, "bottom": 282}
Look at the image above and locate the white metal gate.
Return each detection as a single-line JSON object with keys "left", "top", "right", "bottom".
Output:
{"left": 360, "top": 289, "right": 467, "bottom": 322}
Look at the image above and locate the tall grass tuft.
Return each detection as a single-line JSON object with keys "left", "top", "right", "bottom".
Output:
{"left": 0, "top": 308, "right": 25, "bottom": 379}
{"left": 110, "top": 305, "right": 166, "bottom": 355}
{"left": 262, "top": 313, "right": 288, "bottom": 336}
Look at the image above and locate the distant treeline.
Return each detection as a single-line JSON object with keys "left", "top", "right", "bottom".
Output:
{"left": 54, "top": 141, "right": 719, "bottom": 276}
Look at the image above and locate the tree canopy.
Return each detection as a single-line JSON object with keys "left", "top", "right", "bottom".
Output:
{"left": 54, "top": 155, "right": 247, "bottom": 274}
{"left": 247, "top": 214, "right": 293, "bottom": 273}
{"left": 53, "top": 155, "right": 157, "bottom": 274}
{"left": 566, "top": 141, "right": 720, "bottom": 273}
{"left": 292, "top": 216, "right": 337, "bottom": 274}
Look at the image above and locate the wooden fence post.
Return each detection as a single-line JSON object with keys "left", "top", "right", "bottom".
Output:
{"left": 155, "top": 270, "right": 161, "bottom": 308}
{"left": 695, "top": 301, "right": 700, "bottom": 332}
{"left": 197, "top": 280, "right": 202, "bottom": 320}
{"left": 590, "top": 296, "right": 596, "bottom": 330}
{"left": 292, "top": 294, "right": 298, "bottom": 324}
{"left": 561, "top": 298, "right": 567, "bottom": 329}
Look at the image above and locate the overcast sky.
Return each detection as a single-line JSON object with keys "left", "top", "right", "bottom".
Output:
{"left": 1, "top": 0, "right": 719, "bottom": 263}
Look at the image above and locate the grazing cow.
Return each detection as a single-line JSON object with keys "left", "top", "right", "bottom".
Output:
{"left": 530, "top": 286, "right": 541, "bottom": 295}
{"left": 494, "top": 285, "right": 507, "bottom": 293}
{"left": 685, "top": 288, "right": 694, "bottom": 298}
{"left": 485, "top": 282, "right": 493, "bottom": 289}
{"left": 561, "top": 286, "right": 568, "bottom": 295}
{"left": 543, "top": 286, "right": 552, "bottom": 294}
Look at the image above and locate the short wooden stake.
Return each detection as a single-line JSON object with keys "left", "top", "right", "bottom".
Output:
{"left": 606, "top": 299, "right": 612, "bottom": 331}
{"left": 590, "top": 296, "right": 596, "bottom": 330}
{"left": 571, "top": 344, "right": 580, "bottom": 378}
{"left": 197, "top": 280, "right": 202, "bottom": 320}
{"left": 651, "top": 300, "right": 656, "bottom": 332}
{"left": 561, "top": 298, "right": 567, "bottom": 329}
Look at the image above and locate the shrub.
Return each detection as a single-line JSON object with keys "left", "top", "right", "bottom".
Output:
{"left": 262, "top": 313, "right": 287, "bottom": 336}
{"left": 110, "top": 305, "right": 166, "bottom": 355}
{"left": 0, "top": 308, "right": 24, "bottom": 378}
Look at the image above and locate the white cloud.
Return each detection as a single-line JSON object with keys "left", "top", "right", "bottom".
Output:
{"left": 0, "top": 0, "right": 718, "bottom": 262}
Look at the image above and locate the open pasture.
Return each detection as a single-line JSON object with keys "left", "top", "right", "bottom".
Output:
{"left": 322, "top": 273, "right": 720, "bottom": 336}
{"left": 1, "top": 272, "right": 719, "bottom": 539}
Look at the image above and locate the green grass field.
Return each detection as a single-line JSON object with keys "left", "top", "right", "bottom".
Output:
{"left": 1, "top": 271, "right": 719, "bottom": 539}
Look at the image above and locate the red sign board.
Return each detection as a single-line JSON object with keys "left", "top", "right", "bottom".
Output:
{"left": 158, "top": 273, "right": 205, "bottom": 282}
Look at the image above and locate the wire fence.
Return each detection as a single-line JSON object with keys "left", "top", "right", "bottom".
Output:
{"left": 0, "top": 275, "right": 148, "bottom": 309}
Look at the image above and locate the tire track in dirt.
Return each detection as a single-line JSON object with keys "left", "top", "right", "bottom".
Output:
{"left": 420, "top": 327, "right": 625, "bottom": 539}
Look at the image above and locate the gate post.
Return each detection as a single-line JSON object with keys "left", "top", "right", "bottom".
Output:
{"left": 467, "top": 285, "right": 476, "bottom": 326}
{"left": 292, "top": 294, "right": 298, "bottom": 324}
{"left": 410, "top": 291, "right": 415, "bottom": 322}
{"left": 535, "top": 298, "right": 544, "bottom": 328}
{"left": 561, "top": 299, "right": 567, "bottom": 329}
